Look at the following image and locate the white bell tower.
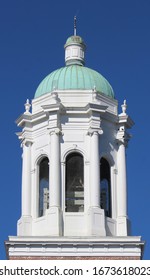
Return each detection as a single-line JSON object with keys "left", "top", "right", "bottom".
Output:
{"left": 5, "top": 30, "right": 144, "bottom": 259}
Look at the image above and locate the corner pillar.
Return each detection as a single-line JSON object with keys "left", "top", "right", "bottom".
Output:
{"left": 17, "top": 141, "right": 32, "bottom": 236}
{"left": 117, "top": 140, "right": 129, "bottom": 236}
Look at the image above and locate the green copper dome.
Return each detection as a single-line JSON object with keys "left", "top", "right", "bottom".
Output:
{"left": 34, "top": 65, "right": 114, "bottom": 99}
{"left": 34, "top": 34, "right": 115, "bottom": 99}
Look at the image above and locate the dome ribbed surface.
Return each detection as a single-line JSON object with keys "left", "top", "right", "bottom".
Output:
{"left": 34, "top": 65, "right": 114, "bottom": 99}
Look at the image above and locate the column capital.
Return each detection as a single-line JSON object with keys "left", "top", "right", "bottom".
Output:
{"left": 49, "top": 128, "right": 63, "bottom": 136}
{"left": 116, "top": 138, "right": 128, "bottom": 147}
{"left": 116, "top": 127, "right": 131, "bottom": 147}
{"left": 87, "top": 128, "right": 103, "bottom": 137}
{"left": 21, "top": 139, "right": 33, "bottom": 148}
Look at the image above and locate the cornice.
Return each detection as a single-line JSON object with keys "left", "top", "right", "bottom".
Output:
{"left": 41, "top": 103, "right": 64, "bottom": 113}
{"left": 16, "top": 111, "right": 47, "bottom": 127}
{"left": 63, "top": 103, "right": 108, "bottom": 115}
{"left": 5, "top": 236, "right": 144, "bottom": 258}
{"left": 118, "top": 114, "right": 134, "bottom": 129}
{"left": 16, "top": 103, "right": 65, "bottom": 128}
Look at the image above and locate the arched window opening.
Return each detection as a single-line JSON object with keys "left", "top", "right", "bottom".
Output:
{"left": 65, "top": 153, "right": 84, "bottom": 212}
{"left": 100, "top": 158, "right": 111, "bottom": 217}
{"left": 39, "top": 157, "right": 49, "bottom": 217}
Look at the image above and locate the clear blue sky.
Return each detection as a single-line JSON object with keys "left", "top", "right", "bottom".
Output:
{"left": 0, "top": 0, "right": 149, "bottom": 259}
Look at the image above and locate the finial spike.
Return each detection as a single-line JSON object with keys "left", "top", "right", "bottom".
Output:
{"left": 74, "top": 16, "right": 77, "bottom": 36}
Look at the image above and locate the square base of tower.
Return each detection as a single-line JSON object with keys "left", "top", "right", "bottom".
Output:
{"left": 5, "top": 236, "right": 144, "bottom": 260}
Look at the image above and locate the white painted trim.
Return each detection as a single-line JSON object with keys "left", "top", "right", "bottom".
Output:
{"left": 6, "top": 236, "right": 144, "bottom": 258}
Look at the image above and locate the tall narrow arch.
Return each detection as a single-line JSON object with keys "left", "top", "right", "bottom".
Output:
{"left": 65, "top": 152, "right": 84, "bottom": 212}
{"left": 39, "top": 157, "right": 49, "bottom": 217}
{"left": 100, "top": 157, "right": 111, "bottom": 217}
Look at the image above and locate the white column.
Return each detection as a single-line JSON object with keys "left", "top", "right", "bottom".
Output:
{"left": 49, "top": 129, "right": 60, "bottom": 207}
{"left": 88, "top": 130, "right": 106, "bottom": 236}
{"left": 21, "top": 141, "right": 32, "bottom": 216}
{"left": 90, "top": 131, "right": 100, "bottom": 207}
{"left": 117, "top": 141, "right": 127, "bottom": 217}
{"left": 47, "top": 129, "right": 62, "bottom": 236}
{"left": 18, "top": 141, "right": 32, "bottom": 236}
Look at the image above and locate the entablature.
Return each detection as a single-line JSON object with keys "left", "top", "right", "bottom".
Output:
{"left": 32, "top": 89, "right": 118, "bottom": 115}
